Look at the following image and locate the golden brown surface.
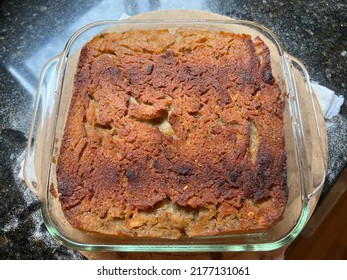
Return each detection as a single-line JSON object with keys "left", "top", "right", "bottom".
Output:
{"left": 57, "top": 29, "right": 287, "bottom": 238}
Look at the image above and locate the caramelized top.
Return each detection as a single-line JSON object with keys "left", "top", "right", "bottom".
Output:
{"left": 57, "top": 29, "right": 287, "bottom": 219}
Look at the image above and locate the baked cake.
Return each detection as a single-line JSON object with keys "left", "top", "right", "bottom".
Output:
{"left": 56, "top": 29, "right": 288, "bottom": 239}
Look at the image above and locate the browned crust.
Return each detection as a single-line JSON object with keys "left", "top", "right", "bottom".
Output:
{"left": 57, "top": 29, "right": 287, "bottom": 238}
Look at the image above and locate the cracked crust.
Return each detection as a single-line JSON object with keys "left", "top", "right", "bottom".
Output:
{"left": 57, "top": 29, "right": 288, "bottom": 238}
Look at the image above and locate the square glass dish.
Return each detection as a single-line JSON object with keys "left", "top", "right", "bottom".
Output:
{"left": 23, "top": 19, "right": 327, "bottom": 252}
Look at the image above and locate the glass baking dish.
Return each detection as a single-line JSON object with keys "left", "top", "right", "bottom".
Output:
{"left": 23, "top": 19, "right": 327, "bottom": 252}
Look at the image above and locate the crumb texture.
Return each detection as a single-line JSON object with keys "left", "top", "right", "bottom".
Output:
{"left": 57, "top": 29, "right": 287, "bottom": 238}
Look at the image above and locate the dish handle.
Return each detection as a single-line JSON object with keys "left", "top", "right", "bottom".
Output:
{"left": 285, "top": 54, "right": 327, "bottom": 200}
{"left": 24, "top": 55, "right": 63, "bottom": 199}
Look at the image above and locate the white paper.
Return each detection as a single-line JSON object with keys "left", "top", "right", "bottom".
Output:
{"left": 311, "top": 82, "right": 344, "bottom": 120}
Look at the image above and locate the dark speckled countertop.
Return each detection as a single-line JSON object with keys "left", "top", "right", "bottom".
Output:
{"left": 0, "top": 0, "right": 346, "bottom": 259}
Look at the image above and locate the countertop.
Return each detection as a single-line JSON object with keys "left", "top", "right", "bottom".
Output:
{"left": 0, "top": 0, "right": 346, "bottom": 260}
